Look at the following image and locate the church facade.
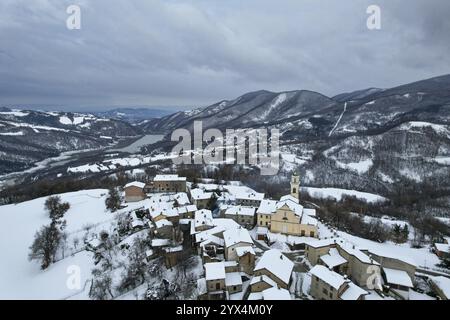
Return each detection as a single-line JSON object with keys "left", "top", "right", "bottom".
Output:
{"left": 257, "top": 172, "right": 319, "bottom": 238}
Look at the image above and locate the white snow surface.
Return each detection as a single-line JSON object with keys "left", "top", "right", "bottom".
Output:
{"left": 302, "top": 187, "right": 386, "bottom": 203}
{"left": 0, "top": 189, "right": 112, "bottom": 299}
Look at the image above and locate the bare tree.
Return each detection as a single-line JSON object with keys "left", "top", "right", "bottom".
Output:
{"left": 28, "top": 224, "right": 61, "bottom": 269}
{"left": 89, "top": 268, "right": 114, "bottom": 300}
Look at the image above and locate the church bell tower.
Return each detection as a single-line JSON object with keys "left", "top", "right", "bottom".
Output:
{"left": 290, "top": 171, "right": 300, "bottom": 199}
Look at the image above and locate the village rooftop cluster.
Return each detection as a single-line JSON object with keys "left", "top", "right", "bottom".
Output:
{"left": 85, "top": 172, "right": 450, "bottom": 300}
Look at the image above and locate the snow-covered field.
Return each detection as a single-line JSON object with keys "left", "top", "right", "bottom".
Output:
{"left": 0, "top": 190, "right": 112, "bottom": 299}
{"left": 301, "top": 187, "right": 387, "bottom": 203}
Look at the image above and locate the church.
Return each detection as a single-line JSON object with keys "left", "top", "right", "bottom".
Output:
{"left": 256, "top": 172, "right": 319, "bottom": 238}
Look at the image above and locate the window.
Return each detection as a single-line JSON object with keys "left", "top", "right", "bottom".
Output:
{"left": 216, "top": 283, "right": 221, "bottom": 290}
{"left": 310, "top": 231, "right": 315, "bottom": 237}
{"left": 329, "top": 292, "right": 333, "bottom": 299}
{"left": 265, "top": 222, "right": 268, "bottom": 226}
{"left": 292, "top": 188, "right": 297, "bottom": 194}
{"left": 301, "top": 230, "right": 305, "bottom": 236}
{"left": 322, "top": 288, "right": 328, "bottom": 295}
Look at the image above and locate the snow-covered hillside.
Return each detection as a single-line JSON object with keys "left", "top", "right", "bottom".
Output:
{"left": 0, "top": 190, "right": 111, "bottom": 299}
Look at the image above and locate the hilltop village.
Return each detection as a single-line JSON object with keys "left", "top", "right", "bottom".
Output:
{"left": 95, "top": 172, "right": 449, "bottom": 300}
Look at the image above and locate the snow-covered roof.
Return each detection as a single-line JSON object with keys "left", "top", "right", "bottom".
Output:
{"left": 186, "top": 204, "right": 198, "bottom": 212}
{"left": 257, "top": 200, "right": 277, "bottom": 215}
{"left": 338, "top": 241, "right": 379, "bottom": 265}
{"left": 131, "top": 219, "right": 144, "bottom": 228}
{"left": 154, "top": 174, "right": 186, "bottom": 182}
{"left": 248, "top": 292, "right": 263, "bottom": 300}
{"left": 301, "top": 213, "right": 318, "bottom": 226}
{"left": 254, "top": 249, "right": 294, "bottom": 285}
{"left": 223, "top": 227, "right": 253, "bottom": 248}
{"left": 256, "top": 226, "right": 269, "bottom": 235}
{"left": 431, "top": 276, "right": 450, "bottom": 298}
{"left": 225, "top": 272, "right": 242, "bottom": 287}
{"left": 224, "top": 261, "right": 238, "bottom": 267}
{"left": 173, "top": 192, "right": 190, "bottom": 205}
{"left": 383, "top": 268, "right": 413, "bottom": 288}
{"left": 320, "top": 248, "right": 347, "bottom": 268}
{"left": 190, "top": 188, "right": 213, "bottom": 200}
{"left": 155, "top": 219, "right": 173, "bottom": 229}
{"left": 303, "top": 208, "right": 317, "bottom": 217}
{"left": 235, "top": 246, "right": 255, "bottom": 257}
{"left": 340, "top": 282, "right": 368, "bottom": 300}
{"left": 305, "top": 238, "right": 336, "bottom": 248}
{"left": 163, "top": 245, "right": 183, "bottom": 253}
{"left": 193, "top": 218, "right": 240, "bottom": 242}
{"left": 145, "top": 249, "right": 154, "bottom": 258}
{"left": 444, "top": 237, "right": 450, "bottom": 244}
{"left": 280, "top": 195, "right": 299, "bottom": 204}
{"left": 262, "top": 287, "right": 291, "bottom": 300}
{"left": 276, "top": 199, "right": 303, "bottom": 216}
{"left": 194, "top": 209, "right": 214, "bottom": 228}
{"left": 151, "top": 239, "right": 170, "bottom": 247}
{"left": 435, "top": 243, "right": 450, "bottom": 253}
{"left": 224, "top": 186, "right": 264, "bottom": 201}
{"left": 200, "top": 235, "right": 224, "bottom": 248}
{"left": 224, "top": 206, "right": 256, "bottom": 217}
{"left": 250, "top": 275, "right": 277, "bottom": 288}
{"left": 179, "top": 218, "right": 191, "bottom": 225}
{"left": 204, "top": 262, "right": 226, "bottom": 280}
{"left": 124, "top": 181, "right": 146, "bottom": 189}
{"left": 87, "top": 238, "right": 102, "bottom": 249}
{"left": 309, "top": 265, "right": 347, "bottom": 290}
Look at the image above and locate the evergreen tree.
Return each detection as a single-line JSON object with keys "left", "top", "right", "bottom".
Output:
{"left": 401, "top": 224, "right": 409, "bottom": 243}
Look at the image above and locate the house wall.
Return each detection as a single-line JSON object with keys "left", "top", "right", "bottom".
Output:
{"left": 370, "top": 253, "right": 416, "bottom": 280}
{"left": 305, "top": 245, "right": 332, "bottom": 266}
{"left": 250, "top": 281, "right": 273, "bottom": 293}
{"left": 154, "top": 180, "right": 187, "bottom": 193}
{"left": 166, "top": 215, "right": 180, "bottom": 225}
{"left": 124, "top": 186, "right": 146, "bottom": 202}
{"left": 152, "top": 214, "right": 167, "bottom": 223}
{"left": 207, "top": 279, "right": 226, "bottom": 292}
{"left": 239, "top": 253, "right": 255, "bottom": 275}
{"left": 154, "top": 225, "right": 173, "bottom": 239}
{"left": 225, "top": 214, "right": 255, "bottom": 227}
{"left": 194, "top": 199, "right": 210, "bottom": 210}
{"left": 310, "top": 275, "right": 345, "bottom": 300}
{"left": 184, "top": 210, "right": 196, "bottom": 219}
{"left": 224, "top": 264, "right": 239, "bottom": 273}
{"left": 226, "top": 242, "right": 253, "bottom": 261}
{"left": 254, "top": 268, "right": 289, "bottom": 289}
{"left": 236, "top": 199, "right": 261, "bottom": 207}
{"left": 257, "top": 213, "right": 271, "bottom": 228}
{"left": 227, "top": 284, "right": 242, "bottom": 294}
{"left": 337, "top": 248, "right": 380, "bottom": 288}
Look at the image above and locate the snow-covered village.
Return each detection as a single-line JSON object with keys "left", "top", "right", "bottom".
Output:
{"left": 1, "top": 0, "right": 450, "bottom": 309}
{"left": 1, "top": 171, "right": 449, "bottom": 301}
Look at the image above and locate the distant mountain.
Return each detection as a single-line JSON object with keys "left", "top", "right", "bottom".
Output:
{"left": 0, "top": 109, "right": 141, "bottom": 174}
{"left": 140, "top": 74, "right": 450, "bottom": 138}
{"left": 332, "top": 88, "right": 384, "bottom": 103}
{"left": 137, "top": 74, "right": 450, "bottom": 204}
{"left": 93, "top": 108, "right": 176, "bottom": 124}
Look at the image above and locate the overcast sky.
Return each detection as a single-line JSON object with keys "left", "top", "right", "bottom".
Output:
{"left": 0, "top": 0, "right": 449, "bottom": 111}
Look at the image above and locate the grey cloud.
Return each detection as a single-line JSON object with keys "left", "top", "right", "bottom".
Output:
{"left": 0, "top": 0, "right": 449, "bottom": 111}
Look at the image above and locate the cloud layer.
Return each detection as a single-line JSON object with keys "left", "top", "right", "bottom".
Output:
{"left": 0, "top": 0, "right": 449, "bottom": 110}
